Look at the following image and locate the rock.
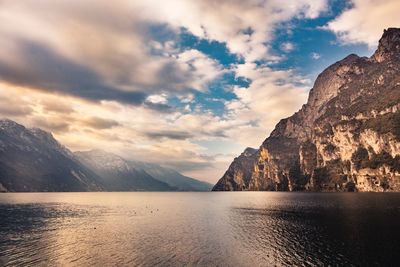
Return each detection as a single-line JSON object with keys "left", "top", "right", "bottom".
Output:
{"left": 213, "top": 28, "right": 400, "bottom": 192}
{"left": 212, "top": 147, "right": 258, "bottom": 191}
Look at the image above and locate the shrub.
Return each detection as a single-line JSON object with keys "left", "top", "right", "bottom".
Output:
{"left": 362, "top": 111, "right": 400, "bottom": 140}
{"left": 351, "top": 147, "right": 369, "bottom": 170}
{"left": 324, "top": 143, "right": 337, "bottom": 154}
{"left": 369, "top": 151, "right": 393, "bottom": 169}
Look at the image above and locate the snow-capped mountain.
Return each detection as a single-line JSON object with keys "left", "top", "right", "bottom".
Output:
{"left": 0, "top": 119, "right": 102, "bottom": 192}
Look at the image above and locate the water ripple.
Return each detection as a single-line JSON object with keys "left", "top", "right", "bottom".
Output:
{"left": 0, "top": 192, "right": 399, "bottom": 266}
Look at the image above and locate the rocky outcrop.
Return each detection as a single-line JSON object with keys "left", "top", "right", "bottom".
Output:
{"left": 212, "top": 148, "right": 257, "bottom": 191}
{"left": 213, "top": 28, "right": 400, "bottom": 192}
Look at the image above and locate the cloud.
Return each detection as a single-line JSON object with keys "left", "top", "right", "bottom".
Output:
{"left": 30, "top": 117, "right": 70, "bottom": 133}
{"left": 146, "top": 130, "right": 194, "bottom": 140}
{"left": 224, "top": 63, "right": 310, "bottom": 147}
{"left": 175, "top": 49, "right": 226, "bottom": 91}
{"left": 326, "top": 0, "right": 400, "bottom": 47}
{"left": 0, "top": 105, "right": 32, "bottom": 117}
{"left": 311, "top": 52, "right": 321, "bottom": 60}
{"left": 0, "top": 0, "right": 331, "bottom": 183}
{"left": 146, "top": 94, "right": 168, "bottom": 105}
{"left": 0, "top": 95, "right": 33, "bottom": 117}
{"left": 40, "top": 99, "right": 74, "bottom": 114}
{"left": 0, "top": 41, "right": 147, "bottom": 105}
{"left": 0, "top": 0, "right": 326, "bottom": 117}
{"left": 0, "top": 1, "right": 229, "bottom": 105}
{"left": 281, "top": 42, "right": 296, "bottom": 52}
{"left": 136, "top": 0, "right": 327, "bottom": 62}
{"left": 0, "top": 83, "right": 230, "bottom": 178}
{"left": 84, "top": 117, "right": 120, "bottom": 129}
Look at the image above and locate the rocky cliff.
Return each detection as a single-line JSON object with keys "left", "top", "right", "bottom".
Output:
{"left": 213, "top": 28, "right": 400, "bottom": 192}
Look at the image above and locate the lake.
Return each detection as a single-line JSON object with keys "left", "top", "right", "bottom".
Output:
{"left": 0, "top": 192, "right": 399, "bottom": 266}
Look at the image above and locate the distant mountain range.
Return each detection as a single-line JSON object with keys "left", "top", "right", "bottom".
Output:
{"left": 76, "top": 150, "right": 212, "bottom": 191}
{"left": 214, "top": 28, "right": 400, "bottom": 192}
{"left": 0, "top": 119, "right": 212, "bottom": 192}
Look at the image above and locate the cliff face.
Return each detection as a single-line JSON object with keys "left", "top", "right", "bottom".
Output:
{"left": 214, "top": 28, "right": 400, "bottom": 192}
{"left": 212, "top": 148, "right": 258, "bottom": 191}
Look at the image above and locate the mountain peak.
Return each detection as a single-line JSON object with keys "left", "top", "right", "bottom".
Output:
{"left": 29, "top": 127, "right": 54, "bottom": 140}
{"left": 214, "top": 27, "right": 400, "bottom": 192}
{"left": 373, "top": 27, "right": 400, "bottom": 62}
{"left": 0, "top": 119, "right": 24, "bottom": 131}
{"left": 243, "top": 147, "right": 257, "bottom": 156}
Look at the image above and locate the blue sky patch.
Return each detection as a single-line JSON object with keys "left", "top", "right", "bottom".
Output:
{"left": 179, "top": 30, "right": 243, "bottom": 66}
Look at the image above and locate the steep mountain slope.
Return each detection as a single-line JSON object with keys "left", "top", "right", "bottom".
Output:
{"left": 212, "top": 148, "right": 257, "bottom": 191}
{"left": 214, "top": 28, "right": 400, "bottom": 192}
{"left": 77, "top": 150, "right": 213, "bottom": 191}
{"left": 0, "top": 119, "right": 102, "bottom": 192}
{"left": 0, "top": 120, "right": 211, "bottom": 192}
{"left": 75, "top": 150, "right": 174, "bottom": 191}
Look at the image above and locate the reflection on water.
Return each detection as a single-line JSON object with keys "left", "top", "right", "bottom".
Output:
{"left": 0, "top": 192, "right": 399, "bottom": 266}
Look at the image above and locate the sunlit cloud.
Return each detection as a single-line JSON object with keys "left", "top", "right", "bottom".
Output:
{"left": 3, "top": 0, "right": 378, "bottom": 183}
{"left": 326, "top": 0, "right": 400, "bottom": 47}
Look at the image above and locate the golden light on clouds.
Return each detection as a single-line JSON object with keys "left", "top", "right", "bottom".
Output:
{"left": 0, "top": 0, "right": 398, "bottom": 182}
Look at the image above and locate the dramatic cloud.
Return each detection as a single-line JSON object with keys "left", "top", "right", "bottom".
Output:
{"left": 225, "top": 63, "right": 310, "bottom": 146}
{"left": 0, "top": 1, "right": 225, "bottom": 104}
{"left": 135, "top": 0, "right": 327, "bottom": 61}
{"left": 326, "top": 0, "right": 400, "bottom": 47}
{"left": 0, "top": 0, "right": 336, "bottom": 183}
{"left": 0, "top": 0, "right": 327, "bottom": 100}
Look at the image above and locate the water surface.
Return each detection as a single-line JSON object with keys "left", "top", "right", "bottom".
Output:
{"left": 0, "top": 192, "right": 399, "bottom": 266}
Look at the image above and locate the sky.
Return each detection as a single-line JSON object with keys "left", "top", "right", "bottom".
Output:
{"left": 0, "top": 0, "right": 399, "bottom": 183}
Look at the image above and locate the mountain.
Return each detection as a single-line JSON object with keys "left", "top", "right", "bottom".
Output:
{"left": 214, "top": 28, "right": 400, "bottom": 192}
{"left": 0, "top": 120, "right": 212, "bottom": 192}
{"left": 76, "top": 150, "right": 213, "bottom": 191}
{"left": 0, "top": 119, "right": 102, "bottom": 192}
{"left": 75, "top": 150, "right": 174, "bottom": 191}
{"left": 213, "top": 148, "right": 257, "bottom": 191}
{"left": 130, "top": 161, "right": 213, "bottom": 191}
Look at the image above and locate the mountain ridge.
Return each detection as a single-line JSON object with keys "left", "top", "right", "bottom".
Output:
{"left": 76, "top": 149, "right": 213, "bottom": 191}
{"left": 0, "top": 119, "right": 103, "bottom": 192}
{"left": 0, "top": 119, "right": 212, "bottom": 192}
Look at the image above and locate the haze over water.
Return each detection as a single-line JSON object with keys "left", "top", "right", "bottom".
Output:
{"left": 0, "top": 192, "right": 399, "bottom": 266}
